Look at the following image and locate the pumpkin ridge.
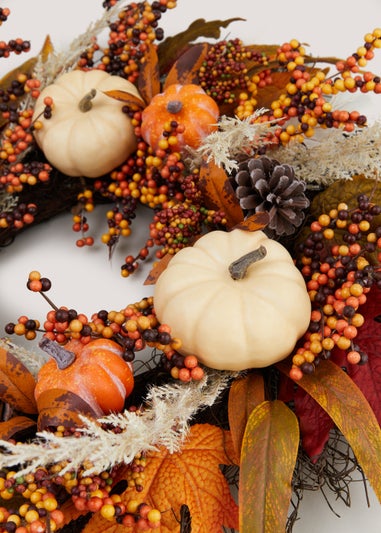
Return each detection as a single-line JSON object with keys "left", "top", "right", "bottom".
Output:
{"left": 91, "top": 359, "right": 128, "bottom": 399}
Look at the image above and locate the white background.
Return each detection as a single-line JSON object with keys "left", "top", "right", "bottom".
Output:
{"left": 0, "top": 1, "right": 381, "bottom": 531}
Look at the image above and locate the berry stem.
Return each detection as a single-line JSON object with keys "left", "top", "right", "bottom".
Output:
{"left": 228, "top": 245, "right": 267, "bottom": 280}
{"left": 39, "top": 337, "right": 76, "bottom": 369}
{"left": 39, "top": 291, "right": 59, "bottom": 311}
{"left": 79, "top": 89, "right": 97, "bottom": 112}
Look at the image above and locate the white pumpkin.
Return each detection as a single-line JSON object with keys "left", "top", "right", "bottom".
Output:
{"left": 154, "top": 229, "right": 311, "bottom": 371}
{"left": 32, "top": 69, "right": 143, "bottom": 177}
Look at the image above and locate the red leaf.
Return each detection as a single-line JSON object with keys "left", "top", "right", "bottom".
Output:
{"left": 289, "top": 286, "right": 381, "bottom": 458}
{"left": 293, "top": 387, "right": 334, "bottom": 459}
{"left": 278, "top": 359, "right": 381, "bottom": 503}
{"left": 331, "top": 286, "right": 381, "bottom": 423}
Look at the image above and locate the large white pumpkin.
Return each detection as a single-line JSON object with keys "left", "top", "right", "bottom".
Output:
{"left": 32, "top": 69, "right": 143, "bottom": 178}
{"left": 154, "top": 229, "right": 311, "bottom": 371}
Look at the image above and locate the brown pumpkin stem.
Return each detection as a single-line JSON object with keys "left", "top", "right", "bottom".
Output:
{"left": 39, "top": 337, "right": 76, "bottom": 370}
{"left": 166, "top": 100, "right": 183, "bottom": 114}
{"left": 228, "top": 245, "right": 267, "bottom": 280}
{"left": 79, "top": 89, "right": 97, "bottom": 112}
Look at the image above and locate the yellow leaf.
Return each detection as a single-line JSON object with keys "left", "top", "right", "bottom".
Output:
{"left": 278, "top": 359, "right": 381, "bottom": 503}
{"left": 228, "top": 372, "right": 265, "bottom": 462}
{"left": 240, "top": 400, "right": 299, "bottom": 533}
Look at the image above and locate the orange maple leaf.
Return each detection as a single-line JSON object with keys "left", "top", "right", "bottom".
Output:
{"left": 84, "top": 423, "right": 238, "bottom": 533}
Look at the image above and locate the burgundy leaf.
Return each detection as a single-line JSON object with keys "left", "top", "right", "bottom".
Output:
{"left": 331, "top": 286, "right": 381, "bottom": 424}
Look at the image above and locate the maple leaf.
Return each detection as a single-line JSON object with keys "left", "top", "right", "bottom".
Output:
{"left": 84, "top": 423, "right": 238, "bottom": 533}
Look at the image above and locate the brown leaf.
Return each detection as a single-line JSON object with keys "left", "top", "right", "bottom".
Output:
{"left": 85, "top": 424, "right": 238, "bottom": 533}
{"left": 255, "top": 71, "right": 293, "bottom": 110}
{"left": 233, "top": 211, "right": 270, "bottom": 232}
{"left": 163, "top": 42, "right": 210, "bottom": 88}
{"left": 0, "top": 347, "right": 37, "bottom": 414}
{"left": 228, "top": 372, "right": 265, "bottom": 462}
{"left": 0, "top": 416, "right": 36, "bottom": 441}
{"left": 256, "top": 66, "right": 330, "bottom": 110}
{"left": 158, "top": 18, "right": 244, "bottom": 75}
{"left": 36, "top": 388, "right": 99, "bottom": 430}
{"left": 277, "top": 359, "right": 381, "bottom": 503}
{"left": 199, "top": 159, "right": 244, "bottom": 228}
{"left": 138, "top": 42, "right": 161, "bottom": 103}
{"left": 239, "top": 400, "right": 299, "bottom": 533}
{"left": 144, "top": 253, "right": 173, "bottom": 285}
{"left": 102, "top": 90, "right": 145, "bottom": 109}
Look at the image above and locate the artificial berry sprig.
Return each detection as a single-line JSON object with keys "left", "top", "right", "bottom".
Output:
{"left": 0, "top": 449, "right": 163, "bottom": 532}
{"left": 72, "top": 188, "right": 95, "bottom": 248}
{"left": 82, "top": 0, "right": 177, "bottom": 84}
{"left": 290, "top": 193, "right": 381, "bottom": 380}
{"left": 4, "top": 271, "right": 205, "bottom": 383}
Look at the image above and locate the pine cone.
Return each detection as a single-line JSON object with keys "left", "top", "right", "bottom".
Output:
{"left": 230, "top": 155, "right": 310, "bottom": 236}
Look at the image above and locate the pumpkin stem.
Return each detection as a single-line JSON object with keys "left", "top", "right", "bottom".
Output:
{"left": 79, "top": 89, "right": 97, "bottom": 112}
{"left": 228, "top": 245, "right": 267, "bottom": 280}
{"left": 166, "top": 100, "right": 183, "bottom": 114}
{"left": 39, "top": 337, "right": 76, "bottom": 370}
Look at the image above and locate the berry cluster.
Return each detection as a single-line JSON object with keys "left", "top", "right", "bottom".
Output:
{"left": 267, "top": 30, "right": 381, "bottom": 144}
{"left": 0, "top": 452, "right": 162, "bottom": 532}
{"left": 198, "top": 38, "right": 256, "bottom": 106}
{"left": 290, "top": 193, "right": 381, "bottom": 380}
{"left": 81, "top": 1, "right": 177, "bottom": 84}
{"left": 0, "top": 36, "right": 30, "bottom": 59}
{"left": 4, "top": 271, "right": 205, "bottom": 383}
{"left": 0, "top": 201, "right": 37, "bottom": 234}
{"left": 148, "top": 200, "right": 226, "bottom": 260}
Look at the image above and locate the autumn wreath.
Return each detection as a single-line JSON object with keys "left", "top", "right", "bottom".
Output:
{"left": 0, "top": 1, "right": 381, "bottom": 532}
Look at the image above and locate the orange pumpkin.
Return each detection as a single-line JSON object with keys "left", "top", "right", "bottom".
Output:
{"left": 35, "top": 337, "right": 134, "bottom": 415}
{"left": 140, "top": 83, "right": 219, "bottom": 151}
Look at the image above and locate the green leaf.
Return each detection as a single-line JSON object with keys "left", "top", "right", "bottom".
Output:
{"left": 239, "top": 400, "right": 299, "bottom": 533}
{"left": 278, "top": 359, "right": 381, "bottom": 503}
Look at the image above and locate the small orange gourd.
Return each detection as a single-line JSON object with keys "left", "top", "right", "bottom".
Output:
{"left": 35, "top": 337, "right": 134, "bottom": 415}
{"left": 140, "top": 83, "right": 219, "bottom": 151}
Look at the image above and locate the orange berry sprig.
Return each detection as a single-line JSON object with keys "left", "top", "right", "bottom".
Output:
{"left": 289, "top": 193, "right": 381, "bottom": 380}
{"left": 72, "top": 188, "right": 95, "bottom": 248}
{"left": 4, "top": 271, "right": 205, "bottom": 383}
{"left": 236, "top": 29, "right": 381, "bottom": 146}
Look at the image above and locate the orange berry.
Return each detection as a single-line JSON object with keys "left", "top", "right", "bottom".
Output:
{"left": 178, "top": 367, "right": 192, "bottom": 382}
{"left": 184, "top": 355, "right": 198, "bottom": 369}
{"left": 347, "top": 350, "right": 361, "bottom": 364}
{"left": 289, "top": 366, "right": 303, "bottom": 380}
{"left": 190, "top": 366, "right": 205, "bottom": 380}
